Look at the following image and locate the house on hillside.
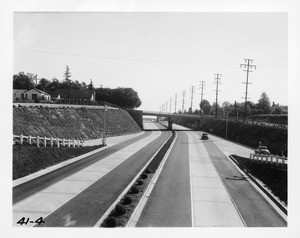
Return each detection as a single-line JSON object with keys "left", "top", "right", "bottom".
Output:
{"left": 49, "top": 89, "right": 95, "bottom": 104}
{"left": 22, "top": 88, "right": 51, "bottom": 103}
{"left": 13, "top": 89, "right": 26, "bottom": 102}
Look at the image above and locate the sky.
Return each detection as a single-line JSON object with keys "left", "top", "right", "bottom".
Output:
{"left": 14, "top": 12, "right": 287, "bottom": 111}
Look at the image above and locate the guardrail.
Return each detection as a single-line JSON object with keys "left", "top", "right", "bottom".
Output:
{"left": 13, "top": 134, "right": 84, "bottom": 148}
{"left": 249, "top": 153, "right": 287, "bottom": 168}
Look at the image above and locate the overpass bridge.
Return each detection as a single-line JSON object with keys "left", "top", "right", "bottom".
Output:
{"left": 142, "top": 111, "right": 203, "bottom": 130}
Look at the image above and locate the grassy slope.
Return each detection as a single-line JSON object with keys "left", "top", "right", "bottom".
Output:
{"left": 13, "top": 106, "right": 142, "bottom": 180}
{"left": 13, "top": 106, "right": 141, "bottom": 139}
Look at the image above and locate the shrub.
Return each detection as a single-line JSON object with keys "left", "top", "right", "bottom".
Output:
{"left": 114, "top": 204, "right": 126, "bottom": 216}
{"left": 136, "top": 179, "right": 144, "bottom": 185}
{"left": 121, "top": 195, "right": 133, "bottom": 205}
{"left": 140, "top": 173, "right": 148, "bottom": 179}
{"left": 103, "top": 217, "right": 117, "bottom": 227}
{"left": 130, "top": 186, "right": 139, "bottom": 194}
{"left": 144, "top": 168, "right": 152, "bottom": 174}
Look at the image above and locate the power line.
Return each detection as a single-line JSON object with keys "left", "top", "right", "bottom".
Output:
{"left": 240, "top": 58, "right": 256, "bottom": 122}
{"left": 190, "top": 86, "right": 196, "bottom": 113}
{"left": 174, "top": 93, "right": 177, "bottom": 113}
{"left": 214, "top": 74, "right": 222, "bottom": 118}
{"left": 199, "top": 81, "right": 206, "bottom": 111}
{"left": 182, "top": 90, "right": 186, "bottom": 113}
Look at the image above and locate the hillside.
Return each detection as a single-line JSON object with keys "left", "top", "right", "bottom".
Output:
{"left": 13, "top": 105, "right": 142, "bottom": 140}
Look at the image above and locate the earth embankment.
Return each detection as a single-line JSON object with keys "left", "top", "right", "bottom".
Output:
{"left": 13, "top": 105, "right": 142, "bottom": 140}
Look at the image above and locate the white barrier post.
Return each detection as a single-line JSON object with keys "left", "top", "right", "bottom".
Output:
{"left": 62, "top": 138, "right": 65, "bottom": 147}
{"left": 50, "top": 137, "right": 53, "bottom": 147}
{"left": 57, "top": 138, "right": 60, "bottom": 148}
{"left": 37, "top": 136, "right": 40, "bottom": 147}
{"left": 68, "top": 139, "right": 71, "bottom": 147}
{"left": 29, "top": 135, "right": 32, "bottom": 145}
{"left": 44, "top": 136, "right": 47, "bottom": 147}
{"left": 77, "top": 139, "right": 80, "bottom": 148}
{"left": 73, "top": 139, "right": 75, "bottom": 147}
{"left": 20, "top": 134, "right": 23, "bottom": 145}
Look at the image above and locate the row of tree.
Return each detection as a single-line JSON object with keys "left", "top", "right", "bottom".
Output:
{"left": 178, "top": 92, "right": 287, "bottom": 117}
{"left": 13, "top": 66, "right": 142, "bottom": 109}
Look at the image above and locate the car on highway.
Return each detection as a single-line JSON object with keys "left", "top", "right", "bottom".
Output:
{"left": 201, "top": 133, "right": 209, "bottom": 140}
{"left": 254, "top": 145, "right": 270, "bottom": 155}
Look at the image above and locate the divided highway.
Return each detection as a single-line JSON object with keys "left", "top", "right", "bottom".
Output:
{"left": 12, "top": 122, "right": 287, "bottom": 227}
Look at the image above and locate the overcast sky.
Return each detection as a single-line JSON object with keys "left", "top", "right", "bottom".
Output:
{"left": 14, "top": 12, "right": 287, "bottom": 111}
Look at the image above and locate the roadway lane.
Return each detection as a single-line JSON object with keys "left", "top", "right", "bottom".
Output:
{"left": 13, "top": 131, "right": 153, "bottom": 204}
{"left": 202, "top": 137, "right": 287, "bottom": 227}
{"left": 136, "top": 131, "right": 192, "bottom": 227}
{"left": 36, "top": 129, "right": 171, "bottom": 227}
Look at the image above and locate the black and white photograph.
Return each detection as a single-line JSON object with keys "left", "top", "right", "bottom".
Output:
{"left": 2, "top": 0, "right": 300, "bottom": 237}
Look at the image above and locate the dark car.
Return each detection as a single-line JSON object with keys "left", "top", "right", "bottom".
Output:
{"left": 201, "top": 133, "right": 209, "bottom": 140}
{"left": 254, "top": 146, "right": 270, "bottom": 155}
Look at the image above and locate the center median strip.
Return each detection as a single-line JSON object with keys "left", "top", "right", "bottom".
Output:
{"left": 95, "top": 131, "right": 177, "bottom": 227}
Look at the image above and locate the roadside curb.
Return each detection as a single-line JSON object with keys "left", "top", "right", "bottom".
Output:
{"left": 228, "top": 155, "right": 287, "bottom": 216}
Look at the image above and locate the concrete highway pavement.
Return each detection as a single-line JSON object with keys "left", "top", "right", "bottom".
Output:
{"left": 13, "top": 122, "right": 169, "bottom": 227}
{"left": 13, "top": 122, "right": 286, "bottom": 227}
{"left": 136, "top": 123, "right": 286, "bottom": 227}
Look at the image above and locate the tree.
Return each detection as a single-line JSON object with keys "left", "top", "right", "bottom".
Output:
{"left": 200, "top": 99, "right": 211, "bottom": 115}
{"left": 88, "top": 79, "right": 94, "bottom": 90}
{"left": 256, "top": 92, "right": 271, "bottom": 114}
{"left": 36, "top": 78, "right": 51, "bottom": 91}
{"left": 63, "top": 65, "right": 71, "bottom": 83}
{"left": 13, "top": 72, "right": 35, "bottom": 89}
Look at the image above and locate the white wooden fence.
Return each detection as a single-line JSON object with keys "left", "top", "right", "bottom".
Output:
{"left": 249, "top": 153, "right": 287, "bottom": 167}
{"left": 13, "top": 134, "right": 83, "bottom": 148}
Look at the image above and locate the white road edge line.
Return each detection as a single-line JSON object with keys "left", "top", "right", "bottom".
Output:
{"left": 125, "top": 131, "right": 178, "bottom": 227}
{"left": 93, "top": 131, "right": 174, "bottom": 227}
{"left": 227, "top": 155, "right": 287, "bottom": 222}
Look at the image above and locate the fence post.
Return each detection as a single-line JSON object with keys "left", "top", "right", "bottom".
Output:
{"left": 37, "top": 136, "right": 40, "bottom": 147}
{"left": 68, "top": 139, "right": 71, "bottom": 148}
{"left": 29, "top": 135, "right": 32, "bottom": 145}
{"left": 57, "top": 138, "right": 60, "bottom": 148}
{"left": 50, "top": 137, "right": 53, "bottom": 147}
{"left": 44, "top": 136, "right": 47, "bottom": 147}
{"left": 20, "top": 134, "right": 23, "bottom": 145}
{"left": 62, "top": 138, "right": 65, "bottom": 147}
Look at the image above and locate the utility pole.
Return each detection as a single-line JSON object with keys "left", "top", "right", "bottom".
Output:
{"left": 165, "top": 101, "right": 168, "bottom": 113}
{"left": 174, "top": 93, "right": 177, "bottom": 113}
{"left": 190, "top": 86, "right": 196, "bottom": 113}
{"left": 182, "top": 90, "right": 186, "bottom": 113}
{"left": 169, "top": 98, "right": 172, "bottom": 114}
{"left": 214, "top": 74, "right": 222, "bottom": 118}
{"left": 199, "top": 81, "right": 206, "bottom": 115}
{"left": 240, "top": 59, "right": 256, "bottom": 122}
